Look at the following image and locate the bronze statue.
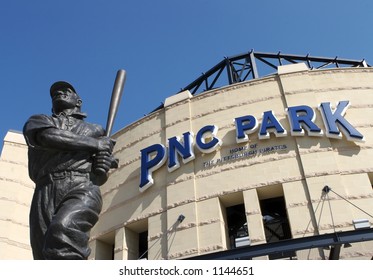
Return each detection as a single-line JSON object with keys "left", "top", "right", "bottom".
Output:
{"left": 23, "top": 81, "right": 118, "bottom": 259}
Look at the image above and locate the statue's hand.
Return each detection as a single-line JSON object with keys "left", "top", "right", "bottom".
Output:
{"left": 110, "top": 156, "right": 119, "bottom": 169}
{"left": 92, "top": 151, "right": 119, "bottom": 186}
{"left": 93, "top": 151, "right": 112, "bottom": 173}
{"left": 92, "top": 137, "right": 118, "bottom": 185}
{"left": 97, "top": 137, "right": 116, "bottom": 153}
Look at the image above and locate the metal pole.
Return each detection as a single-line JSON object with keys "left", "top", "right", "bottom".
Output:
{"left": 249, "top": 51, "right": 259, "bottom": 79}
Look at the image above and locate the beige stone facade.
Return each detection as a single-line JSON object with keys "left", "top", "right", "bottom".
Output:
{"left": 1, "top": 65, "right": 373, "bottom": 260}
{"left": 0, "top": 131, "right": 34, "bottom": 259}
{"left": 89, "top": 65, "right": 373, "bottom": 260}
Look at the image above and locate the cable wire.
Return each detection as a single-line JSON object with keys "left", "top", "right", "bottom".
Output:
{"left": 329, "top": 188, "right": 373, "bottom": 219}
{"left": 325, "top": 192, "right": 336, "bottom": 233}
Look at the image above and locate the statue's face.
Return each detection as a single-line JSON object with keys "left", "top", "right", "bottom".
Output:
{"left": 51, "top": 87, "right": 82, "bottom": 113}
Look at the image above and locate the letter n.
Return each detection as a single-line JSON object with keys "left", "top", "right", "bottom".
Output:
{"left": 168, "top": 132, "right": 195, "bottom": 172}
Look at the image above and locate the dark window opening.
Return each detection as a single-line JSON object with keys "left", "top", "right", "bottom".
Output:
{"left": 138, "top": 231, "right": 148, "bottom": 259}
{"left": 111, "top": 244, "right": 114, "bottom": 260}
{"left": 260, "top": 196, "right": 295, "bottom": 259}
{"left": 95, "top": 232, "right": 115, "bottom": 260}
{"left": 369, "top": 173, "right": 373, "bottom": 190}
{"left": 226, "top": 204, "right": 249, "bottom": 249}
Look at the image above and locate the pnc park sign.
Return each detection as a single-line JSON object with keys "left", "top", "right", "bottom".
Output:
{"left": 139, "top": 100, "right": 364, "bottom": 192}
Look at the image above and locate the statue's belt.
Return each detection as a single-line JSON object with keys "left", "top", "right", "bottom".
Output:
{"left": 51, "top": 170, "right": 90, "bottom": 179}
{"left": 36, "top": 170, "right": 91, "bottom": 185}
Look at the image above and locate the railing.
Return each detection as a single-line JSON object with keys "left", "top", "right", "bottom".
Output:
{"left": 181, "top": 50, "right": 370, "bottom": 95}
{"left": 151, "top": 50, "right": 370, "bottom": 112}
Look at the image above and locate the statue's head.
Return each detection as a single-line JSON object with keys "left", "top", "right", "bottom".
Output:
{"left": 50, "top": 81, "right": 82, "bottom": 115}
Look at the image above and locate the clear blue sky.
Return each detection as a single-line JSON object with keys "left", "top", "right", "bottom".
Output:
{"left": 1, "top": 0, "right": 373, "bottom": 150}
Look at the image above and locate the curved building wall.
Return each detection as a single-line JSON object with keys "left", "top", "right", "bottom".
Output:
{"left": 90, "top": 65, "right": 373, "bottom": 260}
{"left": 0, "top": 131, "right": 34, "bottom": 259}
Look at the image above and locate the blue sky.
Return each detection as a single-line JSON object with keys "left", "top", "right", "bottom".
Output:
{"left": 1, "top": 0, "right": 373, "bottom": 150}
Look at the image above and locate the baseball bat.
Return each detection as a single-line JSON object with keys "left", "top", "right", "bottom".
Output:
{"left": 95, "top": 69, "right": 126, "bottom": 177}
{"left": 105, "top": 69, "right": 127, "bottom": 137}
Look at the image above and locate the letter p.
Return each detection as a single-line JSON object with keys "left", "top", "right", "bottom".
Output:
{"left": 140, "top": 144, "right": 167, "bottom": 192}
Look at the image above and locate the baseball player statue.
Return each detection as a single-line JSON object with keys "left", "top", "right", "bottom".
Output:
{"left": 23, "top": 81, "right": 118, "bottom": 259}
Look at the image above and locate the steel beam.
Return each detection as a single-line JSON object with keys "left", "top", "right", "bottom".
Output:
{"left": 151, "top": 51, "right": 371, "bottom": 113}
{"left": 185, "top": 228, "right": 373, "bottom": 260}
{"left": 249, "top": 51, "right": 259, "bottom": 79}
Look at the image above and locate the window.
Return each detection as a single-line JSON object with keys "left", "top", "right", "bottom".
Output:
{"left": 219, "top": 192, "right": 250, "bottom": 249}
{"left": 260, "top": 196, "right": 294, "bottom": 259}
{"left": 256, "top": 184, "right": 295, "bottom": 259}
{"left": 95, "top": 232, "right": 115, "bottom": 260}
{"left": 126, "top": 219, "right": 148, "bottom": 260}
{"left": 138, "top": 231, "right": 148, "bottom": 259}
{"left": 226, "top": 204, "right": 249, "bottom": 249}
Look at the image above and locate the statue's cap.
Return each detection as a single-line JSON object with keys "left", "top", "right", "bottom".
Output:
{"left": 50, "top": 81, "right": 76, "bottom": 96}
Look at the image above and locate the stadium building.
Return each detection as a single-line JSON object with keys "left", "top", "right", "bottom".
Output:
{"left": 1, "top": 51, "right": 373, "bottom": 260}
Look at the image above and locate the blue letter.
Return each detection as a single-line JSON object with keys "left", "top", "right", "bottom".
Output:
{"left": 287, "top": 105, "right": 323, "bottom": 137}
{"left": 259, "top": 111, "right": 287, "bottom": 139}
{"left": 235, "top": 115, "right": 258, "bottom": 143}
{"left": 168, "top": 132, "right": 195, "bottom": 172}
{"left": 319, "top": 101, "right": 364, "bottom": 142}
{"left": 196, "top": 125, "right": 222, "bottom": 153}
{"left": 140, "top": 144, "right": 167, "bottom": 192}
